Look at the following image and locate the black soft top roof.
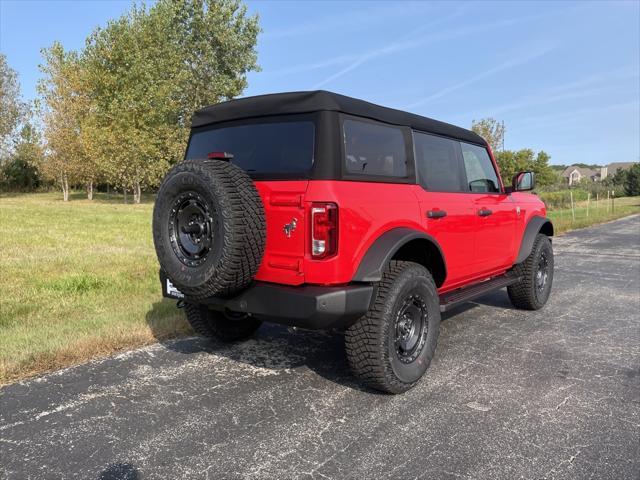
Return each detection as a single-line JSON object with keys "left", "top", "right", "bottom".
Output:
{"left": 192, "top": 90, "right": 487, "bottom": 146}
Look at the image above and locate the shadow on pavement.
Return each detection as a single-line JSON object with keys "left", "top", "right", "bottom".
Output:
{"left": 144, "top": 289, "right": 516, "bottom": 394}
{"left": 98, "top": 463, "right": 139, "bottom": 480}
{"left": 145, "top": 300, "right": 381, "bottom": 394}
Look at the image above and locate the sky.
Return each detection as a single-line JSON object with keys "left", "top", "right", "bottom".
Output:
{"left": 1, "top": 0, "right": 638, "bottom": 166}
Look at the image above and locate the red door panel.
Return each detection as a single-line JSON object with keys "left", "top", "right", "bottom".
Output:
{"left": 412, "top": 187, "right": 476, "bottom": 290}
{"left": 471, "top": 194, "right": 517, "bottom": 275}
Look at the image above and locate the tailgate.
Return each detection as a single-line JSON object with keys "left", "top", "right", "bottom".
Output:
{"left": 253, "top": 181, "right": 309, "bottom": 285}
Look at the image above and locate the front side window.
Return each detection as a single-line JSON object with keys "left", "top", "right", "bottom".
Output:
{"left": 460, "top": 142, "right": 501, "bottom": 193}
{"left": 343, "top": 118, "right": 407, "bottom": 177}
{"left": 186, "top": 120, "right": 314, "bottom": 175}
{"left": 413, "top": 132, "right": 464, "bottom": 192}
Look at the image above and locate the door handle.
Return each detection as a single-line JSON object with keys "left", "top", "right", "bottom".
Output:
{"left": 427, "top": 210, "right": 447, "bottom": 219}
{"left": 478, "top": 208, "right": 493, "bottom": 217}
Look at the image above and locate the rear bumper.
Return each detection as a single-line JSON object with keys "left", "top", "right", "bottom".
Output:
{"left": 160, "top": 271, "right": 374, "bottom": 330}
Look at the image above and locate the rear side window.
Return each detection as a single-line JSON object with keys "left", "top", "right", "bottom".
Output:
{"left": 460, "top": 142, "right": 501, "bottom": 193}
{"left": 413, "top": 132, "right": 464, "bottom": 192}
{"left": 186, "top": 120, "right": 314, "bottom": 175}
{"left": 343, "top": 118, "right": 407, "bottom": 177}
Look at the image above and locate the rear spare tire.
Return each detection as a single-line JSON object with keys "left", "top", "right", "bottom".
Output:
{"left": 153, "top": 159, "right": 265, "bottom": 299}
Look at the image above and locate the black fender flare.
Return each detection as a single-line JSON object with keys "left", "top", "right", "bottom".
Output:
{"left": 515, "top": 216, "right": 554, "bottom": 264}
{"left": 352, "top": 227, "right": 447, "bottom": 284}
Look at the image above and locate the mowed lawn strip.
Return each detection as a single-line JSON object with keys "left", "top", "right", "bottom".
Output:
{"left": 1, "top": 192, "right": 639, "bottom": 384}
{"left": 0, "top": 192, "right": 190, "bottom": 384}
{"left": 547, "top": 195, "right": 640, "bottom": 234}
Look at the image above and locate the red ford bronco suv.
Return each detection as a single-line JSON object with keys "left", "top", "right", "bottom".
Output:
{"left": 153, "top": 91, "right": 554, "bottom": 394}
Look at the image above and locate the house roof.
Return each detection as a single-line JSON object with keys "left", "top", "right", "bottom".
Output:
{"left": 191, "top": 90, "right": 487, "bottom": 145}
{"left": 562, "top": 166, "right": 597, "bottom": 178}
{"left": 607, "top": 162, "right": 638, "bottom": 175}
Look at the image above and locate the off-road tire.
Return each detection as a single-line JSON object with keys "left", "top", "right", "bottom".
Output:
{"left": 345, "top": 261, "right": 441, "bottom": 394}
{"left": 184, "top": 303, "right": 262, "bottom": 342}
{"left": 153, "top": 159, "right": 265, "bottom": 299}
{"left": 508, "top": 233, "right": 554, "bottom": 310}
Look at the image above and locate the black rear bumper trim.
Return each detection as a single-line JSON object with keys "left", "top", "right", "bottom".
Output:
{"left": 160, "top": 271, "right": 373, "bottom": 330}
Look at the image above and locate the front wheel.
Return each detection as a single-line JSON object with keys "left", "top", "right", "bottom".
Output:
{"left": 508, "top": 234, "right": 554, "bottom": 310}
{"left": 345, "top": 261, "right": 441, "bottom": 394}
{"left": 184, "top": 303, "right": 262, "bottom": 342}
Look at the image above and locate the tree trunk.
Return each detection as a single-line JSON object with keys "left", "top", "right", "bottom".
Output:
{"left": 133, "top": 182, "right": 142, "bottom": 204}
{"left": 61, "top": 175, "right": 69, "bottom": 202}
{"left": 87, "top": 181, "right": 93, "bottom": 200}
{"left": 123, "top": 188, "right": 127, "bottom": 204}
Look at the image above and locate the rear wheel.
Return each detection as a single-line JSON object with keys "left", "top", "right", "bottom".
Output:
{"left": 508, "top": 234, "right": 554, "bottom": 310}
{"left": 345, "top": 261, "right": 441, "bottom": 394}
{"left": 184, "top": 303, "right": 262, "bottom": 342}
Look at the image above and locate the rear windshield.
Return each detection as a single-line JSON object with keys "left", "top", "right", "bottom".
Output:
{"left": 186, "top": 120, "right": 315, "bottom": 176}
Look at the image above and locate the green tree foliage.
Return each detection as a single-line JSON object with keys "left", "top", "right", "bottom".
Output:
{"left": 81, "top": 0, "right": 260, "bottom": 203}
{"left": 38, "top": 43, "right": 89, "bottom": 201}
{"left": 0, "top": 124, "right": 43, "bottom": 190}
{"left": 471, "top": 118, "right": 505, "bottom": 152}
{"left": 624, "top": 164, "right": 640, "bottom": 196}
{"left": 471, "top": 119, "right": 556, "bottom": 188}
{"left": 493, "top": 149, "right": 556, "bottom": 188}
{"left": 0, "top": 54, "right": 25, "bottom": 156}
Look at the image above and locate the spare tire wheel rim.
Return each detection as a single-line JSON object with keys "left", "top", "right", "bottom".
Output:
{"left": 168, "top": 191, "right": 214, "bottom": 267}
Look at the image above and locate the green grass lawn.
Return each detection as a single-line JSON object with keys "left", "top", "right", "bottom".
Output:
{"left": 547, "top": 195, "right": 640, "bottom": 234}
{"left": 0, "top": 192, "right": 191, "bottom": 384}
{"left": 1, "top": 191, "right": 638, "bottom": 384}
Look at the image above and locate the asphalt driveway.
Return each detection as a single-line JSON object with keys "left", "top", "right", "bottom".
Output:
{"left": 1, "top": 215, "right": 639, "bottom": 480}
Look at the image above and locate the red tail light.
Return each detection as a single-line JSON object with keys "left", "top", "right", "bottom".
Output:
{"left": 311, "top": 203, "right": 338, "bottom": 259}
{"left": 207, "top": 151, "right": 234, "bottom": 160}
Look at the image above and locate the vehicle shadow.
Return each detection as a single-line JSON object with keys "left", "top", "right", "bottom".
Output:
{"left": 144, "top": 290, "right": 516, "bottom": 394}
{"left": 145, "top": 300, "right": 382, "bottom": 394}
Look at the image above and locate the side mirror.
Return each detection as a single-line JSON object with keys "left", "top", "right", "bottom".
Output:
{"left": 512, "top": 171, "right": 535, "bottom": 192}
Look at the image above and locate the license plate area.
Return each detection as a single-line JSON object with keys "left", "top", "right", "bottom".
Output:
{"left": 163, "top": 277, "right": 184, "bottom": 299}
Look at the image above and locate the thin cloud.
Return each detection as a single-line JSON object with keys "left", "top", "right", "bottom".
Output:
{"left": 456, "top": 67, "right": 640, "bottom": 119}
{"left": 263, "top": 3, "right": 432, "bottom": 40}
{"left": 405, "top": 46, "right": 555, "bottom": 109}
{"left": 519, "top": 100, "right": 639, "bottom": 129}
{"left": 264, "top": 54, "right": 358, "bottom": 77}
{"left": 262, "top": 7, "right": 466, "bottom": 79}
{"left": 311, "top": 12, "right": 548, "bottom": 90}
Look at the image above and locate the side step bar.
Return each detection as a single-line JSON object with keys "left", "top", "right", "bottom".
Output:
{"left": 439, "top": 274, "right": 521, "bottom": 312}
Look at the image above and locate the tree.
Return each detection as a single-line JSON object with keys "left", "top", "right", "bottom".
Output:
{"left": 82, "top": 0, "right": 260, "bottom": 203}
{"left": 493, "top": 148, "right": 556, "bottom": 188}
{"left": 624, "top": 164, "right": 640, "bottom": 197}
{"left": 38, "top": 43, "right": 93, "bottom": 201}
{"left": 604, "top": 168, "right": 629, "bottom": 190}
{"left": 471, "top": 118, "right": 505, "bottom": 152}
{"left": 0, "top": 54, "right": 24, "bottom": 156}
{"left": 0, "top": 123, "right": 43, "bottom": 190}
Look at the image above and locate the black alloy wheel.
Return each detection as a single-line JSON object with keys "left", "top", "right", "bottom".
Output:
{"left": 395, "top": 294, "right": 429, "bottom": 364}
{"left": 345, "top": 261, "right": 441, "bottom": 394}
{"left": 535, "top": 251, "right": 549, "bottom": 294}
{"left": 168, "top": 192, "right": 215, "bottom": 268}
{"left": 507, "top": 233, "right": 554, "bottom": 310}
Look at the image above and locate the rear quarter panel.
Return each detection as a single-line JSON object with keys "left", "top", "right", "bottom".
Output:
{"left": 303, "top": 181, "right": 422, "bottom": 285}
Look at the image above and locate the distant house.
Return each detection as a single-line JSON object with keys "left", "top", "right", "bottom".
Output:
{"left": 562, "top": 162, "right": 638, "bottom": 186}
{"left": 562, "top": 166, "right": 600, "bottom": 186}
{"left": 601, "top": 162, "right": 638, "bottom": 180}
